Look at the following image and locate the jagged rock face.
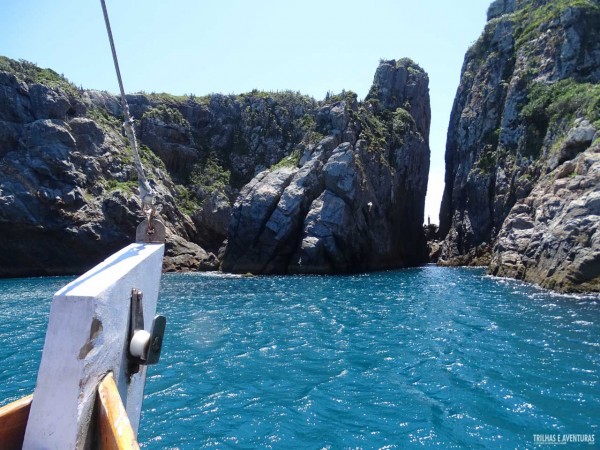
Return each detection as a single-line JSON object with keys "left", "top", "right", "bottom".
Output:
{"left": 124, "top": 92, "right": 317, "bottom": 184}
{"left": 0, "top": 56, "right": 429, "bottom": 277}
{"left": 221, "top": 59, "right": 430, "bottom": 274}
{"left": 489, "top": 143, "right": 600, "bottom": 292}
{"left": 439, "top": 0, "right": 600, "bottom": 292}
{"left": 0, "top": 61, "right": 216, "bottom": 277}
{"left": 114, "top": 90, "right": 317, "bottom": 251}
{"left": 367, "top": 59, "right": 431, "bottom": 139}
{"left": 0, "top": 55, "right": 327, "bottom": 277}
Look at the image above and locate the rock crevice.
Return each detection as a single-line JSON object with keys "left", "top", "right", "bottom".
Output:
{"left": 221, "top": 59, "right": 431, "bottom": 274}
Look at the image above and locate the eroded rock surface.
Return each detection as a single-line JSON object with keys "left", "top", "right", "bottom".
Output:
{"left": 222, "top": 59, "right": 431, "bottom": 274}
{"left": 490, "top": 143, "right": 600, "bottom": 292}
{"left": 0, "top": 59, "right": 216, "bottom": 276}
{"left": 0, "top": 56, "right": 431, "bottom": 277}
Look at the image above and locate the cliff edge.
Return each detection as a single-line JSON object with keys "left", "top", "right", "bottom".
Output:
{"left": 439, "top": 0, "right": 600, "bottom": 292}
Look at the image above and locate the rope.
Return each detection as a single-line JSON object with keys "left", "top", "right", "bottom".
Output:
{"left": 100, "top": 0, "right": 156, "bottom": 214}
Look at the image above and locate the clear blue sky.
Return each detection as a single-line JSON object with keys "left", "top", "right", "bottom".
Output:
{"left": 1, "top": 0, "right": 490, "bottom": 223}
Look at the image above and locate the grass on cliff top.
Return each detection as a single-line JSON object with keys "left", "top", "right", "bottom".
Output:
{"left": 142, "top": 87, "right": 318, "bottom": 113}
{"left": 466, "top": 0, "right": 599, "bottom": 66}
{"left": 143, "top": 90, "right": 317, "bottom": 111}
{"left": 512, "top": 0, "right": 600, "bottom": 49}
{"left": 323, "top": 90, "right": 358, "bottom": 105}
{"left": 0, "top": 56, "right": 80, "bottom": 96}
{"left": 144, "top": 92, "right": 207, "bottom": 104}
{"left": 240, "top": 89, "right": 316, "bottom": 107}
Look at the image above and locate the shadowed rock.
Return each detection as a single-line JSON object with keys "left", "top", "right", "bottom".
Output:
{"left": 0, "top": 63, "right": 216, "bottom": 276}
{"left": 0, "top": 56, "right": 430, "bottom": 277}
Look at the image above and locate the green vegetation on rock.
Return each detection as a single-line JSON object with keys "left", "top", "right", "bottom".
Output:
{"left": 357, "top": 107, "right": 388, "bottom": 150}
{"left": 520, "top": 79, "right": 600, "bottom": 157}
{"left": 467, "top": 18, "right": 505, "bottom": 63}
{"left": 142, "top": 104, "right": 188, "bottom": 127}
{"left": 0, "top": 56, "right": 79, "bottom": 96}
{"left": 355, "top": 105, "right": 417, "bottom": 151}
{"left": 87, "top": 106, "right": 121, "bottom": 130}
{"left": 477, "top": 128, "right": 501, "bottom": 173}
{"left": 522, "top": 79, "right": 600, "bottom": 127}
{"left": 477, "top": 146, "right": 499, "bottom": 173}
{"left": 104, "top": 179, "right": 138, "bottom": 194}
{"left": 189, "top": 158, "right": 231, "bottom": 197}
{"left": 138, "top": 144, "right": 167, "bottom": 171}
{"left": 175, "top": 184, "right": 199, "bottom": 215}
{"left": 390, "top": 108, "right": 416, "bottom": 146}
{"left": 324, "top": 90, "right": 358, "bottom": 105}
{"left": 145, "top": 92, "right": 193, "bottom": 104}
{"left": 513, "top": 0, "right": 600, "bottom": 49}
{"left": 271, "top": 149, "right": 300, "bottom": 170}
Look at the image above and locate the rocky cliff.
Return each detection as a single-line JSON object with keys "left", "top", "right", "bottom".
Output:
{"left": 439, "top": 0, "right": 600, "bottom": 292}
{"left": 221, "top": 59, "right": 430, "bottom": 274}
{"left": 0, "top": 58, "right": 218, "bottom": 276}
{"left": 489, "top": 140, "right": 600, "bottom": 292}
{"left": 0, "top": 56, "right": 430, "bottom": 277}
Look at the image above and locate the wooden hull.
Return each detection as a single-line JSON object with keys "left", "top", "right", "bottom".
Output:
{"left": 94, "top": 373, "right": 140, "bottom": 450}
{"left": 1, "top": 374, "right": 140, "bottom": 449}
{"left": 0, "top": 395, "right": 32, "bottom": 450}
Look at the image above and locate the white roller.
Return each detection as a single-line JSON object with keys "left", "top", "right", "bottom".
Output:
{"left": 130, "top": 329, "right": 151, "bottom": 359}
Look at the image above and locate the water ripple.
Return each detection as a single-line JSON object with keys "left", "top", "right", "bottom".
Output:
{"left": 0, "top": 267, "right": 598, "bottom": 448}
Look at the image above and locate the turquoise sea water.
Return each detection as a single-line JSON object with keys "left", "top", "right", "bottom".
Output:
{"left": 0, "top": 267, "right": 599, "bottom": 449}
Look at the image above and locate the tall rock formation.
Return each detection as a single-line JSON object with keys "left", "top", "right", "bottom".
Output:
{"left": 221, "top": 59, "right": 431, "bottom": 274}
{"left": 0, "top": 56, "right": 429, "bottom": 277}
{"left": 489, "top": 140, "right": 600, "bottom": 292}
{"left": 439, "top": 0, "right": 600, "bottom": 292}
